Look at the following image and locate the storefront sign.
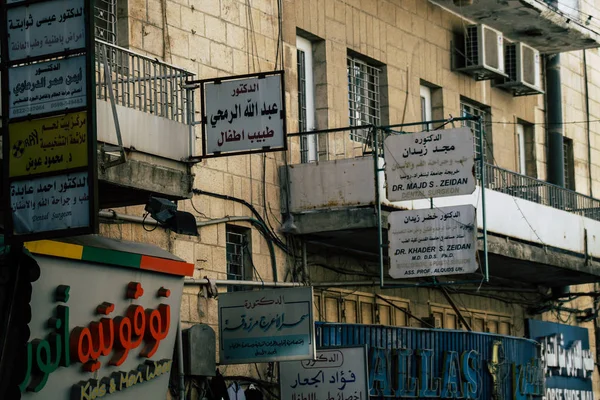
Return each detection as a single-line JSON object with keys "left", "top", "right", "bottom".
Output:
{"left": 280, "top": 347, "right": 369, "bottom": 400}
{"left": 200, "top": 71, "right": 287, "bottom": 157}
{"left": 527, "top": 320, "right": 594, "bottom": 400}
{"left": 218, "top": 287, "right": 314, "bottom": 364}
{"left": 384, "top": 127, "right": 475, "bottom": 201}
{"left": 7, "top": 0, "right": 86, "bottom": 61}
{"left": 388, "top": 205, "right": 478, "bottom": 278}
{"left": 316, "top": 323, "right": 544, "bottom": 400}
{"left": 9, "top": 56, "right": 87, "bottom": 118}
{"left": 9, "top": 111, "right": 88, "bottom": 177}
{"left": 10, "top": 171, "right": 90, "bottom": 235}
{"left": 20, "top": 240, "right": 193, "bottom": 399}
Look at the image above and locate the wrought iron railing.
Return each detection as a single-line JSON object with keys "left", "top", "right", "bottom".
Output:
{"left": 480, "top": 163, "right": 600, "bottom": 221}
{"left": 95, "top": 39, "right": 195, "bottom": 124}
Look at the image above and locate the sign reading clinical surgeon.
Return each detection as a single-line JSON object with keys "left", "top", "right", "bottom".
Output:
{"left": 388, "top": 205, "right": 478, "bottom": 279}
{"left": 218, "top": 287, "right": 314, "bottom": 364}
{"left": 384, "top": 127, "right": 475, "bottom": 202}
{"left": 19, "top": 237, "right": 194, "bottom": 400}
{"left": 280, "top": 347, "right": 369, "bottom": 400}
{"left": 199, "top": 71, "right": 287, "bottom": 157}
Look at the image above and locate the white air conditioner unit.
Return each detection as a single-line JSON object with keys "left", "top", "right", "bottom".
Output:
{"left": 494, "top": 42, "right": 544, "bottom": 96}
{"left": 453, "top": 24, "right": 507, "bottom": 81}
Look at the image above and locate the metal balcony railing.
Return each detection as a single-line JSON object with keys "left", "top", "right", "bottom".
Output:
{"left": 479, "top": 163, "right": 600, "bottom": 222}
{"left": 95, "top": 39, "right": 195, "bottom": 124}
{"left": 288, "top": 129, "right": 600, "bottom": 222}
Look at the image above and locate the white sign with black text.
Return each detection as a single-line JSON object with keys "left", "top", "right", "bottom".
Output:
{"left": 204, "top": 74, "right": 285, "bottom": 155}
{"left": 9, "top": 56, "right": 87, "bottom": 118}
{"left": 384, "top": 127, "right": 475, "bottom": 201}
{"left": 7, "top": 0, "right": 86, "bottom": 61}
{"left": 10, "top": 171, "right": 90, "bottom": 235}
{"left": 280, "top": 347, "right": 369, "bottom": 400}
{"left": 388, "top": 205, "right": 478, "bottom": 279}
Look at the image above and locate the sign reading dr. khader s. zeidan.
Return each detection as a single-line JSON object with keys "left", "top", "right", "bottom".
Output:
{"left": 280, "top": 347, "right": 370, "bottom": 400}
{"left": 218, "top": 287, "right": 314, "bottom": 364}
{"left": 384, "top": 127, "right": 475, "bottom": 202}
{"left": 199, "top": 71, "right": 287, "bottom": 157}
{"left": 527, "top": 320, "right": 595, "bottom": 400}
{"left": 388, "top": 205, "right": 478, "bottom": 278}
{"left": 1, "top": 0, "right": 98, "bottom": 242}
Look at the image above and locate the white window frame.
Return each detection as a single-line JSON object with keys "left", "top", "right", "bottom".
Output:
{"left": 516, "top": 123, "right": 526, "bottom": 174}
{"left": 420, "top": 85, "right": 432, "bottom": 130}
{"left": 297, "top": 36, "right": 317, "bottom": 163}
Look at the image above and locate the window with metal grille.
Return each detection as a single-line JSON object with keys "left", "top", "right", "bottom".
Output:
{"left": 347, "top": 55, "right": 381, "bottom": 143}
{"left": 297, "top": 36, "right": 317, "bottom": 163}
{"left": 95, "top": 0, "right": 117, "bottom": 44}
{"left": 461, "top": 101, "right": 492, "bottom": 164}
{"left": 226, "top": 226, "right": 251, "bottom": 292}
{"left": 563, "top": 137, "right": 575, "bottom": 190}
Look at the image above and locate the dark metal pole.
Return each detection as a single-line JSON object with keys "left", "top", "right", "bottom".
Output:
{"left": 546, "top": 53, "right": 565, "bottom": 187}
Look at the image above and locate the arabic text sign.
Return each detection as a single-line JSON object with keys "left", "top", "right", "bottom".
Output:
{"left": 280, "top": 347, "right": 369, "bottom": 400}
{"left": 384, "top": 127, "right": 475, "bottom": 201}
{"left": 9, "top": 56, "right": 87, "bottom": 118}
{"left": 388, "top": 205, "right": 478, "bottom": 279}
{"left": 7, "top": 0, "right": 86, "bottom": 61}
{"left": 527, "top": 320, "right": 594, "bottom": 400}
{"left": 9, "top": 111, "right": 88, "bottom": 178}
{"left": 218, "top": 287, "right": 314, "bottom": 364}
{"left": 204, "top": 74, "right": 285, "bottom": 155}
{"left": 10, "top": 171, "right": 90, "bottom": 235}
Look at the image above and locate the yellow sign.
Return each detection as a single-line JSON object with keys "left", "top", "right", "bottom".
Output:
{"left": 9, "top": 111, "right": 88, "bottom": 178}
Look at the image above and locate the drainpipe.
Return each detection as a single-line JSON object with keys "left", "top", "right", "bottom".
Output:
{"left": 545, "top": 53, "right": 569, "bottom": 297}
{"left": 546, "top": 53, "right": 565, "bottom": 187}
{"left": 583, "top": 50, "right": 593, "bottom": 198}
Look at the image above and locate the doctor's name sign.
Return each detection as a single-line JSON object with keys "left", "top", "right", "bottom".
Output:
{"left": 19, "top": 283, "right": 173, "bottom": 400}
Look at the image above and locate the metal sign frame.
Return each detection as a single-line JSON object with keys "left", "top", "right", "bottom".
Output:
{"left": 189, "top": 70, "right": 287, "bottom": 159}
{"left": 1, "top": 0, "right": 98, "bottom": 243}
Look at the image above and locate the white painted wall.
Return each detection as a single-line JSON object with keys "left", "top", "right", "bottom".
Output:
{"left": 96, "top": 100, "right": 191, "bottom": 161}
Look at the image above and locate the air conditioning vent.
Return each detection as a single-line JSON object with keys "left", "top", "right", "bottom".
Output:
{"left": 453, "top": 24, "right": 507, "bottom": 81}
{"left": 494, "top": 42, "right": 543, "bottom": 96}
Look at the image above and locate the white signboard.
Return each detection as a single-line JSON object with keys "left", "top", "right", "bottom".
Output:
{"left": 388, "top": 205, "right": 478, "bottom": 279}
{"left": 280, "top": 347, "right": 369, "bottom": 400}
{"left": 9, "top": 56, "right": 87, "bottom": 118}
{"left": 204, "top": 74, "right": 286, "bottom": 155}
{"left": 10, "top": 171, "right": 90, "bottom": 235}
{"left": 218, "top": 287, "right": 314, "bottom": 364}
{"left": 7, "top": 0, "right": 86, "bottom": 61}
{"left": 384, "top": 127, "right": 475, "bottom": 201}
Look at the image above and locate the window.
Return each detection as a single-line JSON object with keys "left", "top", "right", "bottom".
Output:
{"left": 348, "top": 55, "right": 381, "bottom": 142}
{"left": 516, "top": 122, "right": 537, "bottom": 177}
{"left": 420, "top": 85, "right": 432, "bottom": 130}
{"left": 226, "top": 225, "right": 251, "bottom": 292}
{"left": 297, "top": 36, "right": 318, "bottom": 163}
{"left": 516, "top": 123, "right": 526, "bottom": 174}
{"left": 461, "top": 100, "right": 492, "bottom": 177}
{"left": 563, "top": 137, "right": 575, "bottom": 190}
{"left": 95, "top": 0, "right": 117, "bottom": 44}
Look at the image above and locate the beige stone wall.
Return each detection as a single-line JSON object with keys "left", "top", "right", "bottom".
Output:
{"left": 97, "top": 0, "right": 600, "bottom": 395}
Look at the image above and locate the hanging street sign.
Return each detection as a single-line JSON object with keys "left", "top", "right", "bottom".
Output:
{"left": 199, "top": 71, "right": 287, "bottom": 157}
{"left": 218, "top": 287, "right": 314, "bottom": 364}
{"left": 384, "top": 127, "right": 476, "bottom": 202}
{"left": 388, "top": 205, "right": 478, "bottom": 279}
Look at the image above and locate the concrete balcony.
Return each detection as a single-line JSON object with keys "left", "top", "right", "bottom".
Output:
{"left": 431, "top": 0, "right": 600, "bottom": 53}
{"left": 281, "top": 133, "right": 600, "bottom": 287}
{"left": 94, "top": 40, "right": 195, "bottom": 208}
